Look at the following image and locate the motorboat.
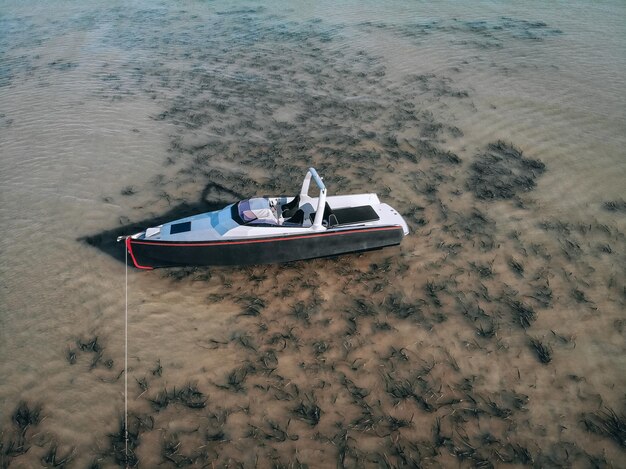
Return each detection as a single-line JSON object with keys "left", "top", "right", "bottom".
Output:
{"left": 118, "top": 168, "right": 409, "bottom": 269}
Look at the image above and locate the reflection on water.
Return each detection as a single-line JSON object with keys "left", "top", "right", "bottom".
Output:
{"left": 1, "top": 0, "right": 625, "bottom": 467}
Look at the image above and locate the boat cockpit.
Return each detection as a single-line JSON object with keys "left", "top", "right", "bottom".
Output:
{"left": 232, "top": 168, "right": 381, "bottom": 230}
{"left": 229, "top": 168, "right": 327, "bottom": 229}
{"left": 232, "top": 196, "right": 315, "bottom": 228}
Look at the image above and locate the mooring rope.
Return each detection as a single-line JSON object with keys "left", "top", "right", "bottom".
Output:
{"left": 124, "top": 244, "right": 129, "bottom": 467}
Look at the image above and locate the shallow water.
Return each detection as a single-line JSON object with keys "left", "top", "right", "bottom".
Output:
{"left": 1, "top": 0, "right": 625, "bottom": 467}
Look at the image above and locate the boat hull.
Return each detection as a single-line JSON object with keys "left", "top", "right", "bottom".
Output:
{"left": 126, "top": 225, "right": 404, "bottom": 269}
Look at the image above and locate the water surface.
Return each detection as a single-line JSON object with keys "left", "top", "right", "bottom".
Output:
{"left": 1, "top": 0, "right": 625, "bottom": 467}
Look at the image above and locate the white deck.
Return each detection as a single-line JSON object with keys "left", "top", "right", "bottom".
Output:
{"left": 133, "top": 169, "right": 409, "bottom": 242}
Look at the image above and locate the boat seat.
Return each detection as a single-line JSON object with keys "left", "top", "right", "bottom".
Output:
{"left": 281, "top": 195, "right": 300, "bottom": 218}
{"left": 309, "top": 202, "right": 333, "bottom": 223}
{"left": 284, "top": 209, "right": 304, "bottom": 225}
{"left": 310, "top": 204, "right": 380, "bottom": 227}
{"left": 309, "top": 202, "right": 334, "bottom": 226}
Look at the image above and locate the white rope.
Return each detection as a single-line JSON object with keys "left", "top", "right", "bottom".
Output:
{"left": 124, "top": 243, "right": 129, "bottom": 467}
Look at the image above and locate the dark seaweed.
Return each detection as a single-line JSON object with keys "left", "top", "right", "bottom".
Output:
{"left": 41, "top": 443, "right": 75, "bottom": 468}
{"left": 602, "top": 199, "right": 626, "bottom": 213}
{"left": 529, "top": 338, "right": 552, "bottom": 364}
{"left": 12, "top": 402, "right": 41, "bottom": 433}
{"left": 581, "top": 408, "right": 626, "bottom": 448}
{"left": 467, "top": 141, "right": 545, "bottom": 201}
{"left": 292, "top": 398, "right": 322, "bottom": 427}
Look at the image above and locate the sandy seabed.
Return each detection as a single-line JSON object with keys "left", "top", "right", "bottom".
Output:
{"left": 1, "top": 1, "right": 625, "bottom": 467}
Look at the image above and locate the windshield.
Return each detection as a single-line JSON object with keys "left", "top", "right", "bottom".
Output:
{"left": 237, "top": 198, "right": 277, "bottom": 224}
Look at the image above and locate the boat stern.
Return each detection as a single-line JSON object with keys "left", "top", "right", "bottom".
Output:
{"left": 379, "top": 204, "right": 410, "bottom": 236}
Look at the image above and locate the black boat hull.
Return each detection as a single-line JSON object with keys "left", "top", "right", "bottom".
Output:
{"left": 126, "top": 225, "right": 404, "bottom": 269}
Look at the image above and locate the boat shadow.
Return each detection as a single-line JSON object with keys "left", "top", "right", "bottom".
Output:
{"left": 79, "top": 182, "right": 244, "bottom": 265}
